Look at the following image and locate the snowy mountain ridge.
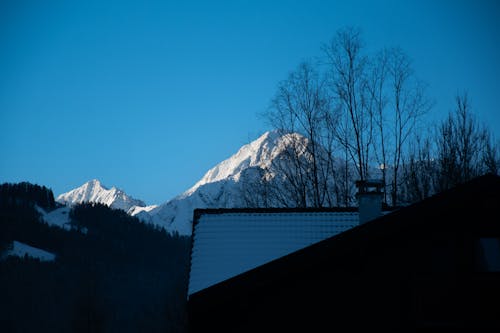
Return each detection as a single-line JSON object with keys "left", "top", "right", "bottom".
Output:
{"left": 181, "top": 130, "right": 289, "bottom": 197}
{"left": 55, "top": 131, "right": 306, "bottom": 235}
{"left": 144, "top": 131, "right": 306, "bottom": 235}
{"left": 56, "top": 179, "right": 147, "bottom": 213}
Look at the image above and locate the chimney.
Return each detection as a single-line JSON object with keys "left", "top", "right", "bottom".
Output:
{"left": 356, "top": 179, "right": 383, "bottom": 224}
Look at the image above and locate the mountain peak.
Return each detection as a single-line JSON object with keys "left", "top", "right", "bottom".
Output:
{"left": 56, "top": 179, "right": 146, "bottom": 212}
{"left": 85, "top": 179, "right": 107, "bottom": 190}
{"left": 141, "top": 130, "right": 309, "bottom": 235}
{"left": 181, "top": 130, "right": 297, "bottom": 197}
{"left": 88, "top": 178, "right": 101, "bottom": 185}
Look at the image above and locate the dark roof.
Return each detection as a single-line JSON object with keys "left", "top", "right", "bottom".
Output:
{"left": 188, "top": 174, "right": 500, "bottom": 303}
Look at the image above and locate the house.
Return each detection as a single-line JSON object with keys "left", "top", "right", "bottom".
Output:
{"left": 188, "top": 207, "right": 363, "bottom": 297}
{"left": 187, "top": 174, "right": 500, "bottom": 331}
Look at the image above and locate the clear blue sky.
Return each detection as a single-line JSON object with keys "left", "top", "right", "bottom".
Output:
{"left": 1, "top": 0, "right": 499, "bottom": 204}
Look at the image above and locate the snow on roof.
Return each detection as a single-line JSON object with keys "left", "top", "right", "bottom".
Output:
{"left": 188, "top": 209, "right": 359, "bottom": 296}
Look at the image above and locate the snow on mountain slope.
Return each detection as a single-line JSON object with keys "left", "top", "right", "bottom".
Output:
{"left": 54, "top": 131, "right": 306, "bottom": 235}
{"left": 35, "top": 205, "right": 72, "bottom": 230}
{"left": 145, "top": 179, "right": 243, "bottom": 235}
{"left": 128, "top": 204, "right": 158, "bottom": 216}
{"left": 181, "top": 130, "right": 297, "bottom": 198}
{"left": 2, "top": 241, "right": 56, "bottom": 261}
{"left": 143, "top": 131, "right": 304, "bottom": 235}
{"left": 56, "top": 179, "right": 146, "bottom": 213}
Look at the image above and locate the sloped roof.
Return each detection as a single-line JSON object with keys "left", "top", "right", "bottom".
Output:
{"left": 188, "top": 174, "right": 500, "bottom": 304}
{"left": 188, "top": 207, "right": 363, "bottom": 295}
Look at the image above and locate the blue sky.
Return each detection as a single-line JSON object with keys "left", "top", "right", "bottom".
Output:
{"left": 1, "top": 0, "right": 499, "bottom": 204}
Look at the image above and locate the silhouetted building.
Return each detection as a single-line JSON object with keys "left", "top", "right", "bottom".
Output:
{"left": 188, "top": 174, "right": 500, "bottom": 331}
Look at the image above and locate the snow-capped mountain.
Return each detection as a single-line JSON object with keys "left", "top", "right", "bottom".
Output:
{"left": 56, "top": 179, "right": 148, "bottom": 213}
{"left": 181, "top": 130, "right": 289, "bottom": 197}
{"left": 142, "top": 131, "right": 304, "bottom": 235}
{"left": 55, "top": 131, "right": 308, "bottom": 236}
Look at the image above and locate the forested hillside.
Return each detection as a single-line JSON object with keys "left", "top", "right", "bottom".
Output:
{"left": 0, "top": 182, "right": 190, "bottom": 333}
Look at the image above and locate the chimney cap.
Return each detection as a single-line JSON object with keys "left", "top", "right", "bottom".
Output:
{"left": 355, "top": 179, "right": 384, "bottom": 194}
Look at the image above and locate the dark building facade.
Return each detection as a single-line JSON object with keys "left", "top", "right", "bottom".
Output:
{"left": 188, "top": 174, "right": 500, "bottom": 331}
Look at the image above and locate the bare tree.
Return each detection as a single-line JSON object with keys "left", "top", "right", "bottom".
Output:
{"left": 323, "top": 27, "right": 373, "bottom": 188}
{"left": 436, "top": 92, "right": 498, "bottom": 191}
{"left": 367, "top": 49, "right": 390, "bottom": 204}
{"left": 454, "top": 93, "right": 484, "bottom": 181}
{"left": 385, "top": 48, "right": 431, "bottom": 205}
{"left": 240, "top": 166, "right": 273, "bottom": 208}
{"left": 258, "top": 27, "right": 500, "bottom": 210}
{"left": 324, "top": 34, "right": 430, "bottom": 206}
{"left": 266, "top": 62, "right": 334, "bottom": 207}
{"left": 400, "top": 135, "right": 437, "bottom": 203}
{"left": 366, "top": 47, "right": 431, "bottom": 205}
{"left": 481, "top": 130, "right": 500, "bottom": 175}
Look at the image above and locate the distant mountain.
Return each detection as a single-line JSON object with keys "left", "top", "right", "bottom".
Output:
{"left": 56, "top": 179, "right": 149, "bottom": 213}
{"left": 142, "top": 131, "right": 304, "bottom": 235}
{"left": 54, "top": 131, "right": 309, "bottom": 235}
{"left": 180, "top": 130, "right": 288, "bottom": 197}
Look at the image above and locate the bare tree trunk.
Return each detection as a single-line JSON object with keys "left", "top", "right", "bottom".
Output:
{"left": 368, "top": 49, "right": 389, "bottom": 204}
{"left": 323, "top": 27, "right": 372, "bottom": 185}
{"left": 265, "top": 62, "right": 332, "bottom": 207}
{"left": 387, "top": 48, "right": 430, "bottom": 205}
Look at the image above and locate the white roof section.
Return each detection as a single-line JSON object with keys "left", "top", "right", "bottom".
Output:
{"left": 188, "top": 210, "right": 359, "bottom": 296}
